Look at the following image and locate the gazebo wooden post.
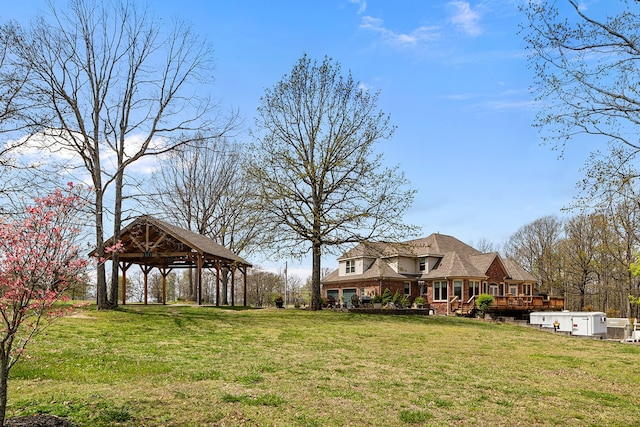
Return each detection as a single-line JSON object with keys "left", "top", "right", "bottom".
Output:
{"left": 215, "top": 261, "right": 221, "bottom": 307}
{"left": 242, "top": 266, "right": 247, "bottom": 307}
{"left": 231, "top": 265, "right": 236, "bottom": 307}
{"left": 160, "top": 267, "right": 171, "bottom": 305}
{"left": 162, "top": 271, "right": 166, "bottom": 305}
{"left": 142, "top": 265, "right": 154, "bottom": 305}
{"left": 197, "top": 254, "right": 203, "bottom": 305}
{"left": 119, "top": 261, "right": 132, "bottom": 305}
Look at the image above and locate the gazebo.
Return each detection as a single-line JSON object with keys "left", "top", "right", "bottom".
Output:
{"left": 99, "top": 215, "right": 252, "bottom": 305}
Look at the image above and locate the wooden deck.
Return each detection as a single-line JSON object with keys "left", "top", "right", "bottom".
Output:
{"left": 451, "top": 295, "right": 565, "bottom": 316}
{"left": 491, "top": 295, "right": 565, "bottom": 311}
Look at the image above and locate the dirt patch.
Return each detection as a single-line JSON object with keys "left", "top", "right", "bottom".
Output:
{"left": 4, "top": 415, "right": 72, "bottom": 427}
{"left": 68, "top": 312, "right": 93, "bottom": 320}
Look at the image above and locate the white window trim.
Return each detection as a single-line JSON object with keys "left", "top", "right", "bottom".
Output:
{"left": 469, "top": 280, "right": 480, "bottom": 297}
{"left": 345, "top": 260, "right": 355, "bottom": 274}
{"left": 433, "top": 280, "right": 448, "bottom": 302}
{"left": 453, "top": 280, "right": 463, "bottom": 299}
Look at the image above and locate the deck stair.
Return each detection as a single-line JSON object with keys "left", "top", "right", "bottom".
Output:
{"left": 450, "top": 296, "right": 476, "bottom": 316}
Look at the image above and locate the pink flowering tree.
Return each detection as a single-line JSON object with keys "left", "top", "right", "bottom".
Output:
{"left": 0, "top": 184, "right": 89, "bottom": 425}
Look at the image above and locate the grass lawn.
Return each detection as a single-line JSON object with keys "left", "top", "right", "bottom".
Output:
{"left": 9, "top": 305, "right": 640, "bottom": 426}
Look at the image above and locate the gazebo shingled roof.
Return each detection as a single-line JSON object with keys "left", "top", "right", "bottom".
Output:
{"left": 98, "top": 215, "right": 252, "bottom": 305}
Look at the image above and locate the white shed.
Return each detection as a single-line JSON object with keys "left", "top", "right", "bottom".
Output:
{"left": 530, "top": 311, "right": 607, "bottom": 338}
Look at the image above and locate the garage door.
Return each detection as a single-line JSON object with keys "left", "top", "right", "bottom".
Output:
{"left": 342, "top": 288, "right": 357, "bottom": 307}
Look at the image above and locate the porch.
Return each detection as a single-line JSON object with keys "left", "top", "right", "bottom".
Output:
{"left": 450, "top": 295, "right": 565, "bottom": 316}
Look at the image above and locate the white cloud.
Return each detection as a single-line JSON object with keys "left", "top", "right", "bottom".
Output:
{"left": 10, "top": 130, "right": 163, "bottom": 180}
{"left": 442, "top": 88, "right": 536, "bottom": 112}
{"left": 349, "top": 0, "right": 367, "bottom": 14}
{"left": 360, "top": 16, "right": 441, "bottom": 47}
{"left": 448, "top": 1, "right": 483, "bottom": 36}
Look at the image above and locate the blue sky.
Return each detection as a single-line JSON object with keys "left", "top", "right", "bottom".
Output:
{"left": 2, "top": 1, "right": 601, "bottom": 277}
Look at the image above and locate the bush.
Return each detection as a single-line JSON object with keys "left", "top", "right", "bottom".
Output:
{"left": 475, "top": 294, "right": 494, "bottom": 318}
{"left": 381, "top": 288, "right": 393, "bottom": 305}
{"left": 392, "top": 291, "right": 409, "bottom": 308}
{"left": 350, "top": 293, "right": 360, "bottom": 307}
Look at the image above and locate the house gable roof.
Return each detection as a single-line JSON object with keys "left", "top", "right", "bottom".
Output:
{"left": 323, "top": 258, "right": 407, "bottom": 284}
{"left": 423, "top": 251, "right": 486, "bottom": 279}
{"left": 502, "top": 258, "right": 537, "bottom": 282}
{"left": 323, "top": 233, "right": 536, "bottom": 286}
{"left": 339, "top": 233, "right": 481, "bottom": 261}
{"left": 406, "top": 233, "right": 481, "bottom": 258}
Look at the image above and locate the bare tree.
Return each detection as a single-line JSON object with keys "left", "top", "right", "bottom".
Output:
{"left": 504, "top": 215, "right": 563, "bottom": 292}
{"left": 471, "top": 238, "right": 498, "bottom": 254}
{"left": 504, "top": 215, "right": 564, "bottom": 296}
{"left": 8, "top": 0, "right": 237, "bottom": 309}
{"left": 247, "top": 55, "right": 417, "bottom": 310}
{"left": 0, "top": 23, "right": 44, "bottom": 206}
{"left": 561, "top": 213, "right": 606, "bottom": 310}
{"left": 596, "top": 198, "right": 640, "bottom": 316}
{"left": 151, "top": 137, "right": 261, "bottom": 303}
{"left": 522, "top": 0, "right": 640, "bottom": 204}
{"left": 245, "top": 268, "right": 283, "bottom": 307}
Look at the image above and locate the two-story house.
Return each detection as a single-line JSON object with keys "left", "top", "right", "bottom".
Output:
{"left": 321, "top": 233, "right": 548, "bottom": 315}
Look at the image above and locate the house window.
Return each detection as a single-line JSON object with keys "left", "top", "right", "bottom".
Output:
{"left": 345, "top": 260, "right": 355, "bottom": 274}
{"left": 489, "top": 284, "right": 499, "bottom": 296}
{"left": 453, "top": 280, "right": 462, "bottom": 300}
{"left": 404, "top": 282, "right": 410, "bottom": 295}
{"left": 522, "top": 284, "right": 532, "bottom": 296}
{"left": 433, "top": 281, "right": 448, "bottom": 301}
{"left": 509, "top": 284, "right": 518, "bottom": 295}
{"left": 469, "top": 281, "right": 480, "bottom": 297}
{"left": 418, "top": 280, "right": 425, "bottom": 295}
{"left": 418, "top": 257, "right": 426, "bottom": 271}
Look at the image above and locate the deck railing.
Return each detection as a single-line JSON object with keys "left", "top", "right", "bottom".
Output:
{"left": 491, "top": 295, "right": 564, "bottom": 311}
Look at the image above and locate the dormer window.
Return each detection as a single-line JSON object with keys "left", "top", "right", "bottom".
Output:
{"left": 345, "top": 260, "right": 355, "bottom": 273}
{"left": 418, "top": 257, "right": 426, "bottom": 271}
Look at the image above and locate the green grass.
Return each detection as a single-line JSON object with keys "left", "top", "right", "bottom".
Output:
{"left": 9, "top": 305, "right": 640, "bottom": 426}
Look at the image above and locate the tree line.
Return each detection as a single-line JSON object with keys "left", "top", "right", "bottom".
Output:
{"left": 504, "top": 207, "right": 639, "bottom": 318}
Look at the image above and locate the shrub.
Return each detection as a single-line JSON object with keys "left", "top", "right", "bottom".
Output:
{"left": 381, "top": 288, "right": 393, "bottom": 305}
{"left": 350, "top": 293, "right": 360, "bottom": 307}
{"left": 392, "top": 291, "right": 409, "bottom": 308}
{"left": 475, "top": 294, "right": 494, "bottom": 318}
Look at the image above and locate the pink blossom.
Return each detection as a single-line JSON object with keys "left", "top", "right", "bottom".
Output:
{"left": 0, "top": 184, "right": 89, "bottom": 372}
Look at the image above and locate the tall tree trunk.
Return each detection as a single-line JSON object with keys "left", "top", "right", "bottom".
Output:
{"left": 95, "top": 187, "right": 109, "bottom": 310}
{"left": 311, "top": 240, "right": 322, "bottom": 311}
{"left": 0, "top": 349, "right": 9, "bottom": 427}
{"left": 109, "top": 169, "right": 125, "bottom": 307}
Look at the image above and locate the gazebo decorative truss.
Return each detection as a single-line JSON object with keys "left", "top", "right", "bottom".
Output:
{"left": 99, "top": 215, "right": 252, "bottom": 305}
